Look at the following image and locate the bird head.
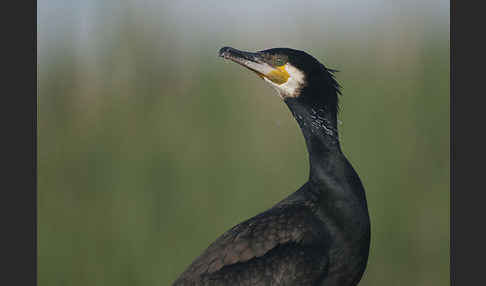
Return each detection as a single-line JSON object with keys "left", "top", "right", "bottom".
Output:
{"left": 218, "top": 46, "right": 340, "bottom": 111}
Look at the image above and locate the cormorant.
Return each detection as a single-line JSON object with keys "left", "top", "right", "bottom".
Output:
{"left": 172, "top": 47, "right": 370, "bottom": 286}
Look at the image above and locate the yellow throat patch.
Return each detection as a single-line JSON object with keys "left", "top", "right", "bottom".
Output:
{"left": 265, "top": 65, "right": 290, "bottom": 85}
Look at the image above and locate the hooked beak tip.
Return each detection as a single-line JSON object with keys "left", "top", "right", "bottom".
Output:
{"left": 218, "top": 46, "right": 234, "bottom": 59}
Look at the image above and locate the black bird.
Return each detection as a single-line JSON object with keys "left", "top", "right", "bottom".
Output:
{"left": 172, "top": 47, "right": 370, "bottom": 286}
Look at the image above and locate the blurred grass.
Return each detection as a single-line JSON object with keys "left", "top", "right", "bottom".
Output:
{"left": 38, "top": 1, "right": 449, "bottom": 285}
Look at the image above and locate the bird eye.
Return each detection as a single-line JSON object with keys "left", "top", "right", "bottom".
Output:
{"left": 274, "top": 57, "right": 285, "bottom": 66}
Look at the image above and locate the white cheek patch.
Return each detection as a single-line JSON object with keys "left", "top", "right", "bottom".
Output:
{"left": 264, "top": 63, "right": 306, "bottom": 99}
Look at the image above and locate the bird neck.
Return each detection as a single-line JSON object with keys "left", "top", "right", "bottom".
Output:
{"left": 285, "top": 97, "right": 370, "bottom": 238}
{"left": 284, "top": 97, "right": 342, "bottom": 180}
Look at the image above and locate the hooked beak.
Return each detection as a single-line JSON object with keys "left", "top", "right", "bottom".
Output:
{"left": 218, "top": 47, "right": 289, "bottom": 85}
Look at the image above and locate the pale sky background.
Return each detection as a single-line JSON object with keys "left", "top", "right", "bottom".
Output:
{"left": 38, "top": 0, "right": 449, "bottom": 62}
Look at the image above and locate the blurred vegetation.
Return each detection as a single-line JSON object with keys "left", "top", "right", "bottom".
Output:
{"left": 38, "top": 1, "right": 449, "bottom": 285}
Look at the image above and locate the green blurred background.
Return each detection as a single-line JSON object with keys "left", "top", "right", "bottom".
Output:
{"left": 38, "top": 1, "right": 449, "bottom": 285}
